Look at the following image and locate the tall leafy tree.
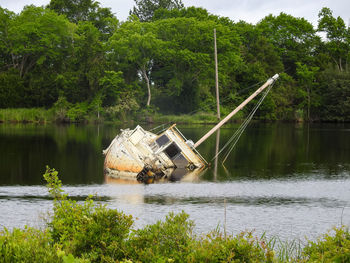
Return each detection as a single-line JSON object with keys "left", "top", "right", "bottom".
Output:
{"left": 7, "top": 5, "right": 74, "bottom": 78}
{"left": 317, "top": 69, "right": 350, "bottom": 121}
{"left": 234, "top": 21, "right": 283, "bottom": 77}
{"left": 130, "top": 0, "right": 184, "bottom": 22}
{"left": 151, "top": 17, "right": 242, "bottom": 113}
{"left": 58, "top": 21, "right": 105, "bottom": 103}
{"left": 0, "top": 8, "right": 24, "bottom": 107}
{"left": 257, "top": 13, "right": 318, "bottom": 76}
{"left": 108, "top": 20, "right": 165, "bottom": 107}
{"left": 233, "top": 21, "right": 285, "bottom": 120}
{"left": 3, "top": 5, "right": 75, "bottom": 106}
{"left": 296, "top": 62, "right": 319, "bottom": 120}
{"left": 48, "top": 0, "right": 118, "bottom": 38}
{"left": 0, "top": 7, "right": 14, "bottom": 71}
{"left": 317, "top": 7, "right": 350, "bottom": 71}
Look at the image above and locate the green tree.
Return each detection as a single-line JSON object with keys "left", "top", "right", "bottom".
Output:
{"left": 257, "top": 13, "right": 318, "bottom": 76}
{"left": 48, "top": 0, "right": 118, "bottom": 39}
{"left": 296, "top": 62, "right": 320, "bottom": 120}
{"left": 318, "top": 69, "right": 350, "bottom": 121}
{"left": 0, "top": 7, "right": 14, "bottom": 72}
{"left": 3, "top": 5, "right": 75, "bottom": 107}
{"left": 130, "top": 0, "right": 184, "bottom": 22}
{"left": 99, "top": 70, "right": 125, "bottom": 106}
{"left": 108, "top": 20, "right": 165, "bottom": 107}
{"left": 0, "top": 69, "right": 25, "bottom": 108}
{"left": 317, "top": 7, "right": 350, "bottom": 72}
{"left": 234, "top": 21, "right": 283, "bottom": 77}
{"left": 151, "top": 17, "right": 242, "bottom": 113}
{"left": 7, "top": 6, "right": 74, "bottom": 79}
{"left": 63, "top": 21, "right": 105, "bottom": 102}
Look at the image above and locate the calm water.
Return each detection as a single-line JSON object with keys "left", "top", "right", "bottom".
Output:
{"left": 0, "top": 122, "right": 349, "bottom": 243}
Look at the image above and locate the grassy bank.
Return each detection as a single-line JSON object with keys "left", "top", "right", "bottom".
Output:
{"left": 0, "top": 167, "right": 349, "bottom": 263}
{"left": 149, "top": 112, "right": 227, "bottom": 124}
{"left": 0, "top": 107, "right": 120, "bottom": 124}
{"left": 0, "top": 108, "right": 53, "bottom": 123}
{"left": 0, "top": 107, "right": 243, "bottom": 125}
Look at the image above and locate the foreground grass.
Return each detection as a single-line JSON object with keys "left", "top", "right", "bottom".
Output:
{"left": 0, "top": 167, "right": 349, "bottom": 263}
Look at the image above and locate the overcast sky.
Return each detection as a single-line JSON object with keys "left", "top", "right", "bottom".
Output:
{"left": 0, "top": 0, "right": 349, "bottom": 27}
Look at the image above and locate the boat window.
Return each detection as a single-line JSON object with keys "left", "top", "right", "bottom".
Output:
{"left": 172, "top": 153, "right": 189, "bottom": 169}
{"left": 156, "top": 134, "right": 170, "bottom": 146}
{"left": 164, "top": 142, "right": 181, "bottom": 159}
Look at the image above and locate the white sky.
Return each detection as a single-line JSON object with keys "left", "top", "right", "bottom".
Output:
{"left": 0, "top": 0, "right": 349, "bottom": 26}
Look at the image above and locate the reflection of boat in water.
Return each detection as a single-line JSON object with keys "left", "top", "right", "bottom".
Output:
{"left": 103, "top": 74, "right": 279, "bottom": 183}
{"left": 104, "top": 167, "right": 206, "bottom": 184}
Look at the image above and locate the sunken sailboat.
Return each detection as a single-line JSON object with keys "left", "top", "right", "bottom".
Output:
{"left": 103, "top": 74, "right": 279, "bottom": 183}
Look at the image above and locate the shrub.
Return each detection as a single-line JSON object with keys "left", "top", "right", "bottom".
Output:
{"left": 188, "top": 230, "right": 275, "bottom": 262}
{"left": 51, "top": 96, "right": 72, "bottom": 122}
{"left": 0, "top": 227, "right": 60, "bottom": 263}
{"left": 66, "top": 102, "right": 90, "bottom": 122}
{"left": 44, "top": 166, "right": 134, "bottom": 262}
{"left": 302, "top": 226, "right": 350, "bottom": 262}
{"left": 124, "top": 211, "right": 195, "bottom": 262}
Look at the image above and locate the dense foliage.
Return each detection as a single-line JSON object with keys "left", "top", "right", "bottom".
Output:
{"left": 0, "top": 166, "right": 349, "bottom": 262}
{"left": 0, "top": 1, "right": 350, "bottom": 122}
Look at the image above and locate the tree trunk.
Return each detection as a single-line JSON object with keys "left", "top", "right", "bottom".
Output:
{"left": 346, "top": 56, "right": 348, "bottom": 72}
{"left": 307, "top": 87, "right": 310, "bottom": 121}
{"left": 20, "top": 56, "right": 26, "bottom": 77}
{"left": 332, "top": 57, "right": 340, "bottom": 71}
{"left": 141, "top": 65, "right": 151, "bottom": 107}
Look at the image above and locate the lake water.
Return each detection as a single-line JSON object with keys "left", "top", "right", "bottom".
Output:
{"left": 0, "top": 122, "right": 349, "bottom": 244}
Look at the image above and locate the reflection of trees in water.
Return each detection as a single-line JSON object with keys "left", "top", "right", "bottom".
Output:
{"left": 183, "top": 123, "right": 350, "bottom": 181}
{"left": 1, "top": 123, "right": 350, "bottom": 185}
{"left": 0, "top": 124, "right": 108, "bottom": 185}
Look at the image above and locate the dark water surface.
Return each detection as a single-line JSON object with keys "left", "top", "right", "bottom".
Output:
{"left": 0, "top": 122, "right": 349, "bottom": 242}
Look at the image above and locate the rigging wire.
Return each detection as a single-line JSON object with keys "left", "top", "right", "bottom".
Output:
{"left": 148, "top": 81, "right": 265, "bottom": 133}
{"left": 151, "top": 77, "right": 275, "bottom": 157}
{"left": 221, "top": 83, "right": 274, "bottom": 163}
{"left": 211, "top": 82, "right": 275, "bottom": 163}
{"left": 149, "top": 122, "right": 172, "bottom": 133}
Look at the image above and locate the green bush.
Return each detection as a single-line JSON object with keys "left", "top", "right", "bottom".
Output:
{"left": 302, "top": 226, "right": 350, "bottom": 262}
{"left": 50, "top": 96, "right": 72, "bottom": 122}
{"left": 125, "top": 211, "right": 194, "bottom": 262}
{"left": 66, "top": 102, "right": 90, "bottom": 122}
{"left": 0, "top": 227, "right": 60, "bottom": 263}
{"left": 124, "top": 213, "right": 275, "bottom": 263}
{"left": 188, "top": 231, "right": 275, "bottom": 262}
{"left": 44, "top": 167, "right": 133, "bottom": 262}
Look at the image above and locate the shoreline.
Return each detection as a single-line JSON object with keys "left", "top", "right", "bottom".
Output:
{"left": 1, "top": 108, "right": 350, "bottom": 124}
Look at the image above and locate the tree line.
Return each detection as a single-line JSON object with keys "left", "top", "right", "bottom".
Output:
{"left": 0, "top": 0, "right": 349, "bottom": 122}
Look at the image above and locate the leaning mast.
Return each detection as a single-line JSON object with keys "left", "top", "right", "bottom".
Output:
{"left": 194, "top": 74, "right": 279, "bottom": 148}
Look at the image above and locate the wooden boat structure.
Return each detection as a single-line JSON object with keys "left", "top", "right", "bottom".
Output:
{"left": 103, "top": 74, "right": 279, "bottom": 183}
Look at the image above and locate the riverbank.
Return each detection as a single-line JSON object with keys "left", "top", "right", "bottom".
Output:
{"left": 2, "top": 107, "right": 350, "bottom": 125}
{"left": 1, "top": 167, "right": 349, "bottom": 263}
{"left": 0, "top": 108, "right": 234, "bottom": 125}
{"left": 0, "top": 108, "right": 53, "bottom": 123}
